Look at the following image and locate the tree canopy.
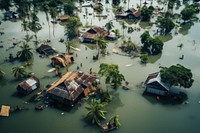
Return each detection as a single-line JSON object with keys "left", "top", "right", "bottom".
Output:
{"left": 85, "top": 99, "right": 107, "bottom": 125}
{"left": 140, "top": 31, "right": 164, "bottom": 55}
{"left": 98, "top": 63, "right": 125, "bottom": 89}
{"left": 160, "top": 64, "right": 194, "bottom": 88}
{"left": 157, "top": 18, "right": 175, "bottom": 34}
{"left": 141, "top": 6, "right": 154, "bottom": 21}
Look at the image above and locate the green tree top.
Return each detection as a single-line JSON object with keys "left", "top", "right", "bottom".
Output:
{"left": 160, "top": 64, "right": 194, "bottom": 88}
{"left": 98, "top": 63, "right": 125, "bottom": 89}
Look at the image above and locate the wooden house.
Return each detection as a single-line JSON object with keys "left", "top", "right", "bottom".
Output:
{"left": 57, "top": 15, "right": 70, "bottom": 23}
{"left": 81, "top": 26, "right": 107, "bottom": 43}
{"left": 36, "top": 44, "right": 57, "bottom": 56}
{"left": 51, "top": 53, "right": 74, "bottom": 67}
{"left": 115, "top": 8, "right": 141, "bottom": 20}
{"left": 47, "top": 71, "right": 97, "bottom": 106}
{"left": 144, "top": 72, "right": 170, "bottom": 96}
{"left": 92, "top": 2, "right": 103, "bottom": 10}
{"left": 16, "top": 77, "right": 40, "bottom": 95}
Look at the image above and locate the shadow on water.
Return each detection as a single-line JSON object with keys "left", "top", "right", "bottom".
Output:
{"left": 157, "top": 34, "right": 173, "bottom": 42}
{"left": 148, "top": 54, "right": 161, "bottom": 64}
{"left": 179, "top": 22, "right": 194, "bottom": 36}
{"left": 142, "top": 91, "right": 188, "bottom": 105}
{"left": 0, "top": 78, "right": 8, "bottom": 87}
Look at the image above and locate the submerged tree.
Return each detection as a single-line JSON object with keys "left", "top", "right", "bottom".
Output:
{"left": 85, "top": 99, "right": 107, "bottom": 125}
{"left": 108, "top": 115, "right": 121, "bottom": 128}
{"left": 17, "top": 43, "right": 33, "bottom": 61}
{"left": 140, "top": 31, "right": 164, "bottom": 55}
{"left": 105, "top": 21, "right": 114, "bottom": 34}
{"left": 28, "top": 12, "right": 42, "bottom": 43}
{"left": 98, "top": 63, "right": 125, "bottom": 89}
{"left": 160, "top": 64, "right": 194, "bottom": 88}
{"left": 12, "top": 66, "right": 27, "bottom": 79}
{"left": 157, "top": 18, "right": 175, "bottom": 34}
{"left": 141, "top": 6, "right": 154, "bottom": 21}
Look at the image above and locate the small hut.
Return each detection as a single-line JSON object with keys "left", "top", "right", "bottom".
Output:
{"left": 16, "top": 77, "right": 40, "bottom": 95}
{"left": 80, "top": 26, "right": 107, "bottom": 43}
{"left": 51, "top": 54, "right": 74, "bottom": 67}
{"left": 36, "top": 44, "right": 57, "bottom": 56}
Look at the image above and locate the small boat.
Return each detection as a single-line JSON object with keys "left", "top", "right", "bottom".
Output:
{"left": 48, "top": 68, "right": 56, "bottom": 72}
{"left": 35, "top": 105, "right": 43, "bottom": 110}
{"left": 100, "top": 122, "right": 117, "bottom": 132}
{"left": 125, "top": 64, "right": 133, "bottom": 67}
{"left": 70, "top": 46, "right": 81, "bottom": 51}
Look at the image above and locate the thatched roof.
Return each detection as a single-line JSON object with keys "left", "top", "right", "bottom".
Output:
{"left": 51, "top": 54, "right": 72, "bottom": 67}
{"left": 47, "top": 71, "right": 97, "bottom": 101}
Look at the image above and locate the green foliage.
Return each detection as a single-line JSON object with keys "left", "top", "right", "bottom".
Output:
{"left": 17, "top": 43, "right": 33, "bottom": 61}
{"left": 98, "top": 63, "right": 125, "bottom": 89}
{"left": 112, "top": 0, "right": 120, "bottom": 6}
{"left": 181, "top": 6, "right": 196, "bottom": 22}
{"left": 140, "top": 31, "right": 164, "bottom": 55}
{"left": 141, "top": 6, "right": 154, "bottom": 21}
{"left": 140, "top": 53, "right": 148, "bottom": 64}
{"left": 109, "top": 115, "right": 121, "bottom": 128}
{"left": 85, "top": 99, "right": 107, "bottom": 125}
{"left": 96, "top": 34, "right": 107, "bottom": 55}
{"left": 65, "top": 17, "right": 81, "bottom": 41}
{"left": 160, "top": 64, "right": 194, "bottom": 88}
{"left": 0, "top": 0, "right": 12, "bottom": 11}
{"left": 105, "top": 21, "right": 114, "bottom": 33}
{"left": 64, "top": 2, "right": 75, "bottom": 16}
{"left": 12, "top": 66, "right": 27, "bottom": 79}
{"left": 157, "top": 18, "right": 175, "bottom": 34}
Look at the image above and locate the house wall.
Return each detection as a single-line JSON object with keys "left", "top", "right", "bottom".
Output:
{"left": 146, "top": 87, "right": 166, "bottom": 95}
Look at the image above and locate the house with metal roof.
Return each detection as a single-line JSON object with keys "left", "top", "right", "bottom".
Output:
{"left": 80, "top": 26, "right": 107, "bottom": 43}
{"left": 16, "top": 77, "right": 40, "bottom": 95}
{"left": 47, "top": 71, "right": 97, "bottom": 106}
{"left": 115, "top": 8, "right": 141, "bottom": 20}
{"left": 144, "top": 72, "right": 170, "bottom": 96}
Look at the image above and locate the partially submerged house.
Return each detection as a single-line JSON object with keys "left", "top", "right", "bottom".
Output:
{"left": 36, "top": 44, "right": 57, "bottom": 56}
{"left": 51, "top": 53, "right": 74, "bottom": 67}
{"left": 144, "top": 72, "right": 170, "bottom": 96}
{"left": 80, "top": 26, "right": 107, "bottom": 43}
{"left": 57, "top": 15, "right": 70, "bottom": 23}
{"left": 47, "top": 71, "right": 97, "bottom": 106}
{"left": 92, "top": 2, "right": 103, "bottom": 10}
{"left": 115, "top": 8, "right": 141, "bottom": 20}
{"left": 4, "top": 11, "right": 19, "bottom": 20}
{"left": 16, "top": 77, "right": 40, "bottom": 95}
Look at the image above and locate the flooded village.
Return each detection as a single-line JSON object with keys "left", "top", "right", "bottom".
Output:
{"left": 0, "top": 0, "right": 200, "bottom": 133}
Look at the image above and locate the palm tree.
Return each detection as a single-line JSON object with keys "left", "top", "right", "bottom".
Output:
{"left": 17, "top": 43, "right": 33, "bottom": 61}
{"left": 65, "top": 40, "right": 73, "bottom": 54}
{"left": 98, "top": 63, "right": 125, "bottom": 89}
{"left": 28, "top": 12, "right": 42, "bottom": 43}
{"left": 108, "top": 115, "right": 121, "bottom": 128}
{"left": 85, "top": 99, "right": 107, "bottom": 125}
{"left": 115, "top": 6, "right": 124, "bottom": 13}
{"left": 12, "top": 66, "right": 27, "bottom": 79}
{"left": 0, "top": 69, "right": 5, "bottom": 79}
{"left": 105, "top": 21, "right": 114, "bottom": 34}
{"left": 121, "top": 21, "right": 127, "bottom": 37}
{"left": 65, "top": 17, "right": 81, "bottom": 41}
{"left": 41, "top": 2, "right": 50, "bottom": 39}
{"left": 96, "top": 34, "right": 107, "bottom": 56}
{"left": 49, "top": 7, "right": 58, "bottom": 36}
{"left": 21, "top": 19, "right": 29, "bottom": 35}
